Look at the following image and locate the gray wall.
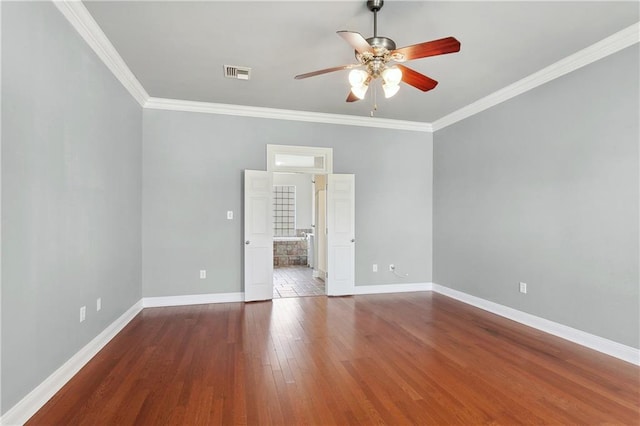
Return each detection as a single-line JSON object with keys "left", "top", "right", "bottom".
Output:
{"left": 142, "top": 110, "right": 432, "bottom": 297}
{"left": 433, "top": 46, "right": 639, "bottom": 348}
{"left": 1, "top": 2, "right": 142, "bottom": 412}
{"left": 8, "top": 0, "right": 634, "bottom": 417}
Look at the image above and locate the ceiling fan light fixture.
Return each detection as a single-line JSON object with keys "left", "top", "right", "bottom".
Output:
{"left": 351, "top": 83, "right": 369, "bottom": 100}
{"left": 382, "top": 66, "right": 402, "bottom": 85}
{"left": 349, "top": 69, "right": 371, "bottom": 99}
{"left": 382, "top": 82, "right": 400, "bottom": 98}
{"left": 294, "top": 0, "right": 460, "bottom": 105}
{"left": 348, "top": 69, "right": 368, "bottom": 87}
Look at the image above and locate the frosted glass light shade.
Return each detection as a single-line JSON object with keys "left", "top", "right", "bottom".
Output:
{"left": 382, "top": 83, "right": 400, "bottom": 98}
{"left": 348, "top": 69, "right": 368, "bottom": 87}
{"left": 382, "top": 67, "right": 402, "bottom": 85}
{"left": 351, "top": 84, "right": 369, "bottom": 100}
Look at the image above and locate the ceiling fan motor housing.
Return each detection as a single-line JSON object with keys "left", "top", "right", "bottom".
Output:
{"left": 366, "top": 36, "right": 396, "bottom": 51}
{"left": 356, "top": 36, "right": 396, "bottom": 76}
{"left": 356, "top": 0, "right": 397, "bottom": 70}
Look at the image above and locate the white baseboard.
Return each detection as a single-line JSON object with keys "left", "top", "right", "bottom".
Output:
{"left": 0, "top": 293, "right": 243, "bottom": 424}
{"left": 142, "top": 292, "right": 245, "bottom": 308}
{"left": 0, "top": 300, "right": 143, "bottom": 426}
{"left": 432, "top": 283, "right": 640, "bottom": 366}
{"left": 4, "top": 284, "right": 637, "bottom": 425}
{"left": 354, "top": 282, "right": 432, "bottom": 295}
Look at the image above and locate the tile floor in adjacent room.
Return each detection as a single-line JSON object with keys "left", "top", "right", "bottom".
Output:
{"left": 273, "top": 265, "right": 325, "bottom": 298}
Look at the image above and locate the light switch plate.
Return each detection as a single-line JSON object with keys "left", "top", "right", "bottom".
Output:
{"left": 519, "top": 282, "right": 527, "bottom": 294}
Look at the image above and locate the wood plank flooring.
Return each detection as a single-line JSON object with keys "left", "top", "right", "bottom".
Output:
{"left": 27, "top": 293, "right": 639, "bottom": 425}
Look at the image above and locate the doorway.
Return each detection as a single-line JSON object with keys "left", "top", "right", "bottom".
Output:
{"left": 272, "top": 172, "right": 325, "bottom": 299}
{"left": 273, "top": 266, "right": 325, "bottom": 298}
{"left": 244, "top": 145, "right": 355, "bottom": 302}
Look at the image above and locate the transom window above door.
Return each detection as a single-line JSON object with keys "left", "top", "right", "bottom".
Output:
{"left": 267, "top": 145, "right": 333, "bottom": 174}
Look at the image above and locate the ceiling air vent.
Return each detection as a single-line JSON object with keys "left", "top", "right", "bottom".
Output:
{"left": 224, "top": 65, "right": 251, "bottom": 80}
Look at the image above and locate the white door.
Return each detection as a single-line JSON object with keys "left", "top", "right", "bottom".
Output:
{"left": 326, "top": 174, "right": 355, "bottom": 296}
{"left": 244, "top": 170, "right": 273, "bottom": 302}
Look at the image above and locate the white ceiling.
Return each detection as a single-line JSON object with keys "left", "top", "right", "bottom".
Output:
{"left": 83, "top": 1, "right": 639, "bottom": 123}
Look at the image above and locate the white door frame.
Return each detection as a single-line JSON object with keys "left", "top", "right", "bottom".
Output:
{"left": 243, "top": 145, "right": 356, "bottom": 300}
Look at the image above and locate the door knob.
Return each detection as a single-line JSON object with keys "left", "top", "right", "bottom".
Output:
{"left": 245, "top": 240, "right": 250, "bottom": 245}
{"left": 351, "top": 239, "right": 355, "bottom": 243}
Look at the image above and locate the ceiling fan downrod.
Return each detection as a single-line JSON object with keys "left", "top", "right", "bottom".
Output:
{"left": 364, "top": 0, "right": 396, "bottom": 55}
{"left": 367, "top": 0, "right": 383, "bottom": 37}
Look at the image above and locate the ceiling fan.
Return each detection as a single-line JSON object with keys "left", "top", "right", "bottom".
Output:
{"left": 295, "top": 0, "right": 460, "bottom": 102}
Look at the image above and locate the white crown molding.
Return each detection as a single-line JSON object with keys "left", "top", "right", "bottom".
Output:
{"left": 0, "top": 1, "right": 3, "bottom": 421}
{"left": 432, "top": 284, "right": 640, "bottom": 366}
{"left": 53, "top": 0, "right": 148, "bottom": 107}
{"left": 53, "top": 0, "right": 637, "bottom": 133}
{"left": 354, "top": 282, "right": 432, "bottom": 295}
{"left": 144, "top": 97, "right": 433, "bottom": 132}
{"left": 432, "top": 22, "right": 640, "bottom": 132}
{"left": 53, "top": 0, "right": 428, "bottom": 131}
{"left": 142, "top": 292, "right": 245, "bottom": 308}
{"left": 0, "top": 301, "right": 143, "bottom": 426}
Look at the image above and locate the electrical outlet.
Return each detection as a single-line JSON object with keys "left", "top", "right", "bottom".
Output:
{"left": 200, "top": 270, "right": 207, "bottom": 279}
{"left": 372, "top": 264, "right": 378, "bottom": 272}
{"left": 80, "top": 306, "right": 86, "bottom": 322}
{"left": 96, "top": 297, "right": 102, "bottom": 311}
{"left": 227, "top": 210, "right": 233, "bottom": 220}
{"left": 519, "top": 282, "right": 527, "bottom": 294}
{"left": 389, "top": 264, "right": 395, "bottom": 272}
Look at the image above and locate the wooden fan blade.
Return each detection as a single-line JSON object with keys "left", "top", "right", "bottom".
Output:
{"left": 392, "top": 37, "right": 460, "bottom": 62}
{"left": 295, "top": 64, "right": 359, "bottom": 80}
{"left": 337, "top": 31, "right": 374, "bottom": 55}
{"left": 346, "top": 91, "right": 360, "bottom": 103}
{"left": 396, "top": 64, "right": 438, "bottom": 92}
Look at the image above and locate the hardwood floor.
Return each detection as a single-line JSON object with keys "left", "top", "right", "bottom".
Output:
{"left": 28, "top": 293, "right": 639, "bottom": 425}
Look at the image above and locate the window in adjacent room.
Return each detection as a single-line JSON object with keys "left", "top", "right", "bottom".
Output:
{"left": 273, "top": 185, "right": 296, "bottom": 237}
